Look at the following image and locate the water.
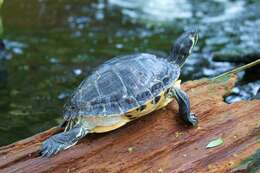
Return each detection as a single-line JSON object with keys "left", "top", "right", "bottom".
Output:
{"left": 0, "top": 0, "right": 259, "bottom": 146}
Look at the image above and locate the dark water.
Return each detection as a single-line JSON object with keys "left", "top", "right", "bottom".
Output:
{"left": 0, "top": 0, "right": 259, "bottom": 146}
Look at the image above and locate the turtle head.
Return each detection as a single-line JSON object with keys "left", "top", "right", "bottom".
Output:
{"left": 170, "top": 28, "right": 198, "bottom": 67}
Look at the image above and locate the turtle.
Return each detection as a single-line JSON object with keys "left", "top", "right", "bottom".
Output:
{"left": 41, "top": 29, "right": 199, "bottom": 157}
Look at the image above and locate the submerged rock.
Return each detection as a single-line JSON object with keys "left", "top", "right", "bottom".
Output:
{"left": 225, "top": 80, "right": 260, "bottom": 103}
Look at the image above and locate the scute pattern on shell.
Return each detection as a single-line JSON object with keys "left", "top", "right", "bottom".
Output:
{"left": 67, "top": 53, "right": 180, "bottom": 119}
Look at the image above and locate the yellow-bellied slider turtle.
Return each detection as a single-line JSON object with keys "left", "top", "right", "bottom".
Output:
{"left": 41, "top": 29, "right": 199, "bottom": 157}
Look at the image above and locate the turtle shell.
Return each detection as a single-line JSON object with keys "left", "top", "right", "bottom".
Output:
{"left": 64, "top": 53, "right": 180, "bottom": 119}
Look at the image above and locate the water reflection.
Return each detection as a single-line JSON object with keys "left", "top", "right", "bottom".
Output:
{"left": 109, "top": 0, "right": 192, "bottom": 23}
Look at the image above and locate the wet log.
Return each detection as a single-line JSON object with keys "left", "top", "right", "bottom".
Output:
{"left": 0, "top": 75, "right": 259, "bottom": 173}
{"left": 213, "top": 52, "right": 260, "bottom": 63}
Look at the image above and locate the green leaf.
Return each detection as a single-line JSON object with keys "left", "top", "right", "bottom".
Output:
{"left": 206, "top": 138, "right": 224, "bottom": 148}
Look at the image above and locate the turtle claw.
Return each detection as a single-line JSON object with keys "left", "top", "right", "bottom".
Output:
{"left": 187, "top": 112, "right": 198, "bottom": 126}
{"left": 41, "top": 137, "right": 64, "bottom": 157}
{"left": 40, "top": 124, "right": 88, "bottom": 157}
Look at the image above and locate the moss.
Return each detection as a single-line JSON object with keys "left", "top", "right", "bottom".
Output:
{"left": 231, "top": 149, "right": 260, "bottom": 173}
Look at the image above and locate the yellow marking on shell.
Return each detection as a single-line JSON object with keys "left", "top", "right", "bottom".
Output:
{"left": 126, "top": 80, "right": 181, "bottom": 119}
{"left": 90, "top": 80, "right": 181, "bottom": 133}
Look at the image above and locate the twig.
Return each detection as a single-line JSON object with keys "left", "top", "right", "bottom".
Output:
{"left": 213, "top": 59, "right": 260, "bottom": 80}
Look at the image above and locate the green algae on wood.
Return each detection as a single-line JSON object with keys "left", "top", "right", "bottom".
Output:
{"left": 231, "top": 150, "right": 260, "bottom": 173}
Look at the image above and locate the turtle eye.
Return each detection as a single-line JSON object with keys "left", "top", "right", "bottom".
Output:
{"left": 70, "top": 103, "right": 77, "bottom": 110}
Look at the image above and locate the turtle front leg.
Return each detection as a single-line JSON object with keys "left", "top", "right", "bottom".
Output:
{"left": 41, "top": 123, "right": 89, "bottom": 157}
{"left": 169, "top": 87, "right": 198, "bottom": 126}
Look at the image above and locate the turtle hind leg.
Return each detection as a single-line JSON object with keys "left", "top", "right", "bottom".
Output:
{"left": 41, "top": 123, "right": 89, "bottom": 157}
{"left": 171, "top": 87, "right": 198, "bottom": 126}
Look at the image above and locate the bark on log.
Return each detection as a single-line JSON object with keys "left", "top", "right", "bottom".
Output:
{"left": 0, "top": 75, "right": 259, "bottom": 173}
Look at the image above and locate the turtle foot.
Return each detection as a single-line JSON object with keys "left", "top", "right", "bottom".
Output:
{"left": 41, "top": 125, "right": 88, "bottom": 157}
{"left": 41, "top": 135, "right": 76, "bottom": 157}
{"left": 186, "top": 112, "right": 198, "bottom": 126}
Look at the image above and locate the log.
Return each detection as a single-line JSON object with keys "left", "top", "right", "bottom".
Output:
{"left": 0, "top": 75, "right": 259, "bottom": 173}
{"left": 213, "top": 52, "right": 260, "bottom": 63}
